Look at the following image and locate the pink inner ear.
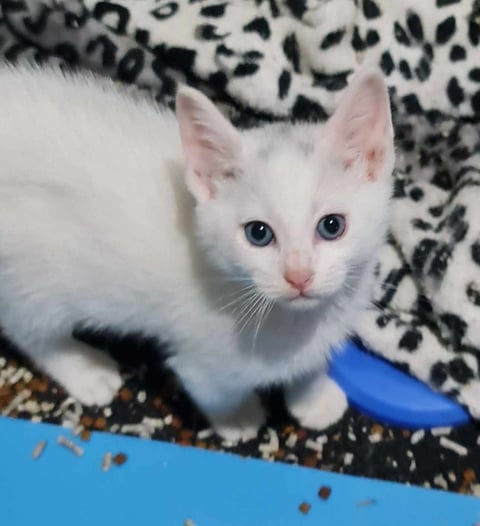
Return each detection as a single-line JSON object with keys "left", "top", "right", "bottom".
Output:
{"left": 176, "top": 86, "right": 241, "bottom": 201}
{"left": 327, "top": 69, "right": 393, "bottom": 181}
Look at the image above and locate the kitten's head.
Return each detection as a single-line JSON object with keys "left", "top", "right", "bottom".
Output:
{"left": 176, "top": 68, "right": 394, "bottom": 310}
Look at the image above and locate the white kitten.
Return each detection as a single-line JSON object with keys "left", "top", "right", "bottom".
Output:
{"left": 0, "top": 64, "right": 394, "bottom": 441}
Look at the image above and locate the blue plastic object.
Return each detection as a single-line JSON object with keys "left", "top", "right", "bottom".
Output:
{"left": 329, "top": 340, "right": 470, "bottom": 429}
{"left": 1, "top": 417, "right": 479, "bottom": 526}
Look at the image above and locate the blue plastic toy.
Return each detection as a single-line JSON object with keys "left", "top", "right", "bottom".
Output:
{"left": 328, "top": 340, "right": 470, "bottom": 429}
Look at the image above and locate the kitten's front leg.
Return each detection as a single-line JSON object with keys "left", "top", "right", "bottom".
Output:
{"left": 285, "top": 371, "right": 348, "bottom": 431}
{"left": 173, "top": 364, "right": 265, "bottom": 442}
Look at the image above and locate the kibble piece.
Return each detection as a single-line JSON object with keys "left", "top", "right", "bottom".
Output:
{"left": 298, "top": 502, "right": 311, "bottom": 514}
{"left": 112, "top": 453, "right": 128, "bottom": 466}
{"left": 318, "top": 485, "right": 332, "bottom": 500}
{"left": 119, "top": 388, "right": 133, "bottom": 403}
{"left": 80, "top": 429, "right": 91, "bottom": 442}
{"left": 93, "top": 416, "right": 107, "bottom": 430}
{"left": 184, "top": 520, "right": 196, "bottom": 526}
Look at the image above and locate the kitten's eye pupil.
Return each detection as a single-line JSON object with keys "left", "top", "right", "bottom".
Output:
{"left": 244, "top": 221, "right": 274, "bottom": 247}
{"left": 317, "top": 214, "right": 346, "bottom": 240}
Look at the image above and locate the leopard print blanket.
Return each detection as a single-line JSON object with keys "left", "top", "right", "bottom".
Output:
{"left": 1, "top": 0, "right": 480, "bottom": 418}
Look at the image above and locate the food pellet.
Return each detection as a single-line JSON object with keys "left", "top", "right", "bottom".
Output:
{"left": 113, "top": 453, "right": 128, "bottom": 466}
{"left": 57, "top": 435, "right": 84, "bottom": 457}
{"left": 102, "top": 452, "right": 112, "bottom": 472}
{"left": 32, "top": 440, "right": 47, "bottom": 460}
{"left": 318, "top": 485, "right": 332, "bottom": 500}
{"left": 184, "top": 520, "right": 196, "bottom": 526}
{"left": 298, "top": 502, "right": 311, "bottom": 514}
{"left": 93, "top": 417, "right": 107, "bottom": 430}
{"left": 80, "top": 429, "right": 91, "bottom": 442}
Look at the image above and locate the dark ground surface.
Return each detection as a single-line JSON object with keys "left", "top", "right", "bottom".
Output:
{"left": 1, "top": 332, "right": 479, "bottom": 497}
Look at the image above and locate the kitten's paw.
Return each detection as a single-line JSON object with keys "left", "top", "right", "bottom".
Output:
{"left": 42, "top": 344, "right": 122, "bottom": 406}
{"left": 286, "top": 376, "right": 348, "bottom": 431}
{"left": 210, "top": 394, "right": 265, "bottom": 443}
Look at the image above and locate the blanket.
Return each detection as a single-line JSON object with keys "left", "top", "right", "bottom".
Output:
{"left": 1, "top": 0, "right": 480, "bottom": 419}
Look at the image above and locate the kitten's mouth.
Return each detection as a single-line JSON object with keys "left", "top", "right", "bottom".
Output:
{"left": 284, "top": 293, "right": 320, "bottom": 309}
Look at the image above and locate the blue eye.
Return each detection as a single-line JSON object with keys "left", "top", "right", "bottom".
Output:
{"left": 317, "top": 214, "right": 346, "bottom": 240}
{"left": 244, "top": 221, "right": 274, "bottom": 247}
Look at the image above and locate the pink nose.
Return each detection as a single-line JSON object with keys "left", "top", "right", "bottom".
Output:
{"left": 284, "top": 269, "right": 313, "bottom": 292}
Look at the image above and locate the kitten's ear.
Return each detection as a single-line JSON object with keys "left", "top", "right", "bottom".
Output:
{"left": 323, "top": 67, "right": 393, "bottom": 181}
{"left": 176, "top": 86, "right": 242, "bottom": 202}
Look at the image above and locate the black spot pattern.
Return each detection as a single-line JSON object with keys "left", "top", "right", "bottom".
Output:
{"left": 291, "top": 96, "right": 327, "bottom": 121}
{"left": 243, "top": 17, "right": 271, "bottom": 40}
{"left": 429, "top": 244, "right": 452, "bottom": 279}
{"left": 150, "top": 2, "right": 178, "bottom": 20}
{"left": 196, "top": 24, "right": 230, "bottom": 40}
{"left": 233, "top": 62, "right": 259, "bottom": 76}
{"left": 410, "top": 187, "right": 424, "bottom": 201}
{"left": 278, "top": 70, "right": 291, "bottom": 99}
{"left": 472, "top": 91, "right": 480, "bottom": 114}
{"left": 23, "top": 4, "right": 50, "bottom": 34}
{"left": 200, "top": 3, "right": 227, "bottom": 17}
{"left": 436, "top": 16, "right": 456, "bottom": 44}
{"left": 117, "top": 48, "right": 144, "bottom": 83}
{"left": 430, "top": 362, "right": 448, "bottom": 387}
{"left": 469, "top": 68, "right": 480, "bottom": 82}
{"left": 450, "top": 44, "right": 466, "bottom": 61}
{"left": 351, "top": 26, "right": 365, "bottom": 50}
{"left": 86, "top": 35, "right": 117, "bottom": 68}
{"left": 93, "top": 2, "right": 130, "bottom": 34}
{"left": 362, "top": 0, "right": 381, "bottom": 18}
{"left": 399, "top": 60, "right": 412, "bottom": 80}
{"left": 406, "top": 12, "right": 424, "bottom": 41}
{"left": 402, "top": 94, "right": 423, "bottom": 114}
{"left": 163, "top": 46, "right": 196, "bottom": 70}
{"left": 320, "top": 29, "right": 345, "bottom": 50}
{"left": 446, "top": 77, "right": 465, "bottom": 106}
{"left": 380, "top": 51, "right": 394, "bottom": 75}
{"left": 366, "top": 29, "right": 380, "bottom": 46}
{"left": 448, "top": 358, "right": 474, "bottom": 383}
{"left": 412, "top": 239, "right": 438, "bottom": 272}
{"left": 282, "top": 33, "right": 300, "bottom": 73}
{"left": 440, "top": 313, "right": 467, "bottom": 348}
{"left": 471, "top": 241, "right": 480, "bottom": 265}
{"left": 399, "top": 329, "right": 423, "bottom": 352}
{"left": 436, "top": 0, "right": 461, "bottom": 5}
{"left": 284, "top": 0, "right": 307, "bottom": 19}
{"left": 312, "top": 70, "right": 351, "bottom": 91}
{"left": 54, "top": 43, "right": 79, "bottom": 65}
{"left": 394, "top": 22, "right": 411, "bottom": 46}
{"left": 466, "top": 282, "right": 480, "bottom": 306}
{"left": 415, "top": 57, "right": 431, "bottom": 81}
{"left": 469, "top": 20, "right": 480, "bottom": 46}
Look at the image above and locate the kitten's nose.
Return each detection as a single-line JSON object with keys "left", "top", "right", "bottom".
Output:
{"left": 284, "top": 269, "right": 314, "bottom": 292}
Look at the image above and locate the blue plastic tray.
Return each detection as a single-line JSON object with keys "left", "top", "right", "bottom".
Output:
{"left": 1, "top": 417, "right": 479, "bottom": 526}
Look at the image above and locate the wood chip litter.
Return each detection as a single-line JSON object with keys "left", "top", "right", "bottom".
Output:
{"left": 102, "top": 452, "right": 112, "bottom": 472}
{"left": 32, "top": 440, "right": 47, "bottom": 460}
{"left": 1, "top": 389, "right": 31, "bottom": 416}
{"left": 439, "top": 437, "right": 468, "bottom": 456}
{"left": 410, "top": 430, "right": 425, "bottom": 445}
{"left": 56, "top": 435, "right": 84, "bottom": 457}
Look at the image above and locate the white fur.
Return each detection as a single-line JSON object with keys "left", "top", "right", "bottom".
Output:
{"left": 0, "top": 64, "right": 394, "bottom": 441}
